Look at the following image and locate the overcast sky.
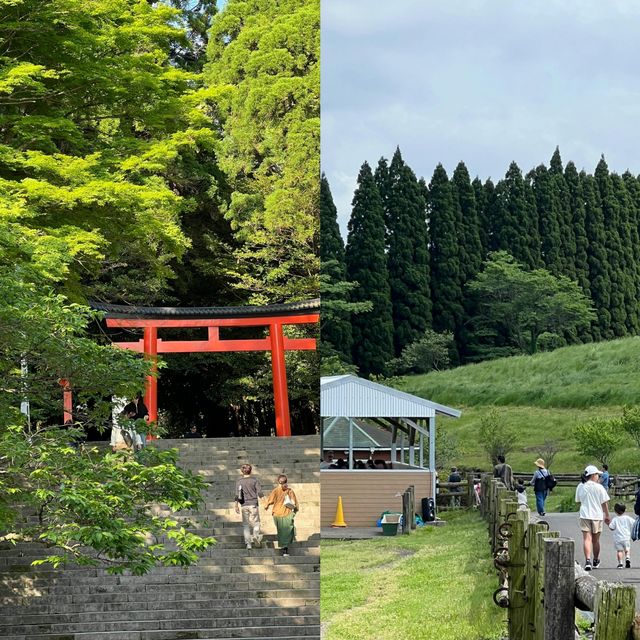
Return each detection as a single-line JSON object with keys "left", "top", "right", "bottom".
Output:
{"left": 322, "top": 0, "right": 640, "bottom": 236}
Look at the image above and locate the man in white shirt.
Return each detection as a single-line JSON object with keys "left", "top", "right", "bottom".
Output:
{"left": 575, "top": 464, "right": 611, "bottom": 571}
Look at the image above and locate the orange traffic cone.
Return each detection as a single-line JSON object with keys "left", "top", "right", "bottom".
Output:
{"left": 331, "top": 495, "right": 347, "bottom": 527}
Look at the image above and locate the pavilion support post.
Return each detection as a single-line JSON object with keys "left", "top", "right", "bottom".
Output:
{"left": 348, "top": 418, "right": 354, "bottom": 469}
{"left": 60, "top": 379, "right": 73, "bottom": 424}
{"left": 391, "top": 424, "right": 397, "bottom": 464}
{"left": 269, "top": 322, "right": 291, "bottom": 437}
{"left": 419, "top": 431, "right": 424, "bottom": 468}
{"left": 143, "top": 327, "right": 158, "bottom": 431}
{"left": 428, "top": 416, "right": 436, "bottom": 470}
{"left": 409, "top": 427, "right": 416, "bottom": 467}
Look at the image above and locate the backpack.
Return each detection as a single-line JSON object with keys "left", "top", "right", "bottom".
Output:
{"left": 545, "top": 472, "right": 557, "bottom": 491}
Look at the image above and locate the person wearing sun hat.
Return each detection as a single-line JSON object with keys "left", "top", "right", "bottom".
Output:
{"left": 575, "top": 464, "right": 611, "bottom": 571}
{"left": 530, "top": 458, "right": 551, "bottom": 516}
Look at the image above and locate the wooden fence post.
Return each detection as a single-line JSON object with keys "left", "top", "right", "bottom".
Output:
{"left": 480, "top": 473, "right": 489, "bottom": 518}
{"left": 593, "top": 583, "right": 635, "bottom": 640}
{"left": 543, "top": 537, "right": 574, "bottom": 640}
{"left": 524, "top": 522, "right": 546, "bottom": 640}
{"left": 507, "top": 509, "right": 528, "bottom": 640}
{"left": 534, "top": 530, "right": 558, "bottom": 640}
{"left": 402, "top": 490, "right": 411, "bottom": 534}
{"left": 409, "top": 485, "right": 416, "bottom": 530}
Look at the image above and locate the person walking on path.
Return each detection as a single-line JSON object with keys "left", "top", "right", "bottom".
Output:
{"left": 515, "top": 479, "right": 528, "bottom": 511}
{"left": 494, "top": 455, "right": 514, "bottom": 490}
{"left": 609, "top": 503, "right": 635, "bottom": 568}
{"left": 122, "top": 394, "right": 149, "bottom": 450}
{"left": 530, "top": 458, "right": 551, "bottom": 516}
{"left": 265, "top": 474, "right": 299, "bottom": 557}
{"left": 234, "top": 464, "right": 264, "bottom": 550}
{"left": 575, "top": 464, "right": 611, "bottom": 571}
{"left": 448, "top": 467, "right": 462, "bottom": 507}
{"left": 599, "top": 464, "right": 611, "bottom": 489}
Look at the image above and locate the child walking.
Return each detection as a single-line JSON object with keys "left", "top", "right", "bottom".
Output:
{"left": 609, "top": 503, "right": 635, "bottom": 568}
{"left": 515, "top": 478, "right": 528, "bottom": 511}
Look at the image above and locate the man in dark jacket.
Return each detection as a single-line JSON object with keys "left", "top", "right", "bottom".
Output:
{"left": 493, "top": 455, "right": 514, "bottom": 490}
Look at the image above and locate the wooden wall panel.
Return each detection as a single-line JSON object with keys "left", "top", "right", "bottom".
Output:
{"left": 320, "top": 470, "right": 434, "bottom": 527}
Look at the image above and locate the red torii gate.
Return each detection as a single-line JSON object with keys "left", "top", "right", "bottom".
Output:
{"left": 89, "top": 299, "right": 320, "bottom": 438}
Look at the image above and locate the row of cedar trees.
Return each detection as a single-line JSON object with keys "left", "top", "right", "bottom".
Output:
{"left": 321, "top": 147, "right": 640, "bottom": 376}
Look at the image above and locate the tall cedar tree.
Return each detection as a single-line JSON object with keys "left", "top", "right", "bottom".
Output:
{"left": 610, "top": 173, "right": 639, "bottom": 333}
{"left": 204, "top": 0, "right": 320, "bottom": 304}
{"left": 622, "top": 171, "right": 640, "bottom": 331}
{"left": 346, "top": 162, "right": 394, "bottom": 375}
{"left": 493, "top": 163, "right": 540, "bottom": 268}
{"left": 383, "top": 149, "right": 431, "bottom": 355}
{"left": 595, "top": 158, "right": 628, "bottom": 336}
{"left": 582, "top": 172, "right": 611, "bottom": 340}
{"left": 320, "top": 174, "right": 352, "bottom": 360}
{"left": 452, "top": 162, "right": 483, "bottom": 282}
{"left": 530, "top": 164, "right": 563, "bottom": 273}
{"left": 472, "top": 176, "right": 490, "bottom": 256}
{"left": 428, "top": 164, "right": 462, "bottom": 343}
{"left": 549, "top": 148, "right": 577, "bottom": 280}
{"left": 374, "top": 157, "right": 392, "bottom": 228}
{"left": 564, "top": 161, "right": 592, "bottom": 340}
{"left": 452, "top": 162, "right": 483, "bottom": 358}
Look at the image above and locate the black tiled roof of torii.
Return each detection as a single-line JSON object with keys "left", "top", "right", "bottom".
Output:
{"left": 89, "top": 298, "right": 321, "bottom": 319}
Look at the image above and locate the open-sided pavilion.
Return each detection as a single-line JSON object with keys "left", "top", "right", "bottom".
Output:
{"left": 320, "top": 375, "right": 461, "bottom": 526}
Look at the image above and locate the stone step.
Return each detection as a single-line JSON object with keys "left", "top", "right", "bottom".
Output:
{"left": 1, "top": 613, "right": 319, "bottom": 635}
{"left": 0, "top": 604, "right": 321, "bottom": 626}
{"left": 4, "top": 546, "right": 320, "bottom": 572}
{"left": 0, "top": 588, "right": 319, "bottom": 609}
{"left": 0, "top": 540, "right": 319, "bottom": 561}
{"left": 20, "top": 632, "right": 320, "bottom": 640}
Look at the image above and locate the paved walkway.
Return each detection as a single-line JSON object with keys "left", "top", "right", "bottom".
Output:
{"left": 543, "top": 512, "right": 640, "bottom": 610}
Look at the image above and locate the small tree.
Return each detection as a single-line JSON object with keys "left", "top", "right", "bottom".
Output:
{"left": 620, "top": 405, "right": 640, "bottom": 449}
{"left": 573, "top": 418, "right": 624, "bottom": 467}
{"left": 387, "top": 329, "right": 453, "bottom": 375}
{"left": 468, "top": 252, "right": 595, "bottom": 355}
{"left": 535, "top": 440, "right": 559, "bottom": 470}
{"left": 435, "top": 421, "right": 461, "bottom": 471}
{"left": 479, "top": 409, "right": 518, "bottom": 466}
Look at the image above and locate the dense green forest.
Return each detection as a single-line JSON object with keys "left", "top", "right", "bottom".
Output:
{"left": 0, "top": 0, "right": 318, "bottom": 571}
{"left": 322, "top": 147, "right": 640, "bottom": 375}
{"left": 0, "top": 0, "right": 320, "bottom": 436}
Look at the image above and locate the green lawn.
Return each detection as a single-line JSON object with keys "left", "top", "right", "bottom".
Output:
{"left": 321, "top": 511, "right": 507, "bottom": 640}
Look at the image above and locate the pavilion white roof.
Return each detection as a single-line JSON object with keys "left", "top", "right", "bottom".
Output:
{"left": 320, "top": 375, "right": 461, "bottom": 419}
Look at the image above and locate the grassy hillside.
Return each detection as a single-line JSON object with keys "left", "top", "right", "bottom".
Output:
{"left": 395, "top": 337, "right": 640, "bottom": 474}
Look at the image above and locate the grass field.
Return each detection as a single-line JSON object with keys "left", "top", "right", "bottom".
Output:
{"left": 321, "top": 511, "right": 507, "bottom": 640}
{"left": 395, "top": 337, "right": 640, "bottom": 475}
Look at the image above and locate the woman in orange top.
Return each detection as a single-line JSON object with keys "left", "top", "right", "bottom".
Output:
{"left": 265, "top": 474, "right": 299, "bottom": 556}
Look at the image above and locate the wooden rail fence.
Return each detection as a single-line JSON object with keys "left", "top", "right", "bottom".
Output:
{"left": 482, "top": 475, "right": 637, "bottom": 640}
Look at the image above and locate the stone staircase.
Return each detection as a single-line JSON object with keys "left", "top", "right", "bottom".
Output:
{"left": 0, "top": 435, "right": 320, "bottom": 640}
